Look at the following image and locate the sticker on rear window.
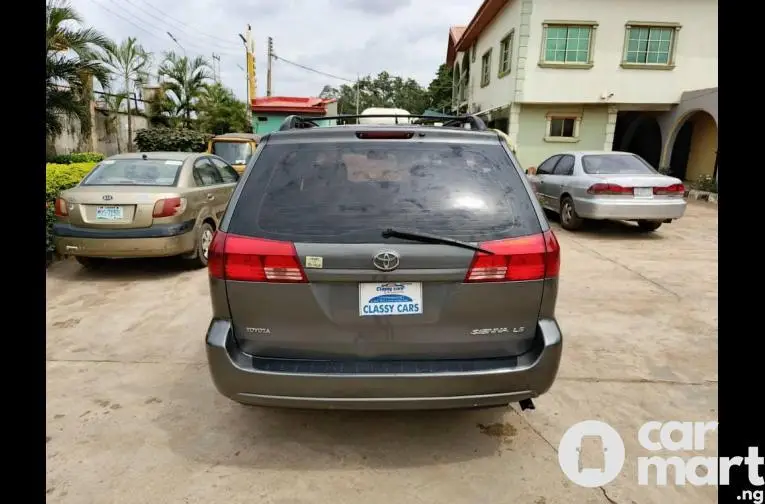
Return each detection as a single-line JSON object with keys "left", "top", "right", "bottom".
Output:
{"left": 305, "top": 256, "right": 323, "bottom": 269}
{"left": 165, "top": 160, "right": 183, "bottom": 165}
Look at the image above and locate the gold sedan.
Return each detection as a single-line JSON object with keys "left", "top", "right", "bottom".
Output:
{"left": 52, "top": 152, "right": 239, "bottom": 269}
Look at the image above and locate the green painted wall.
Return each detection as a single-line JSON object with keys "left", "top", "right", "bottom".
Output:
{"left": 515, "top": 105, "right": 609, "bottom": 169}
{"left": 252, "top": 114, "right": 339, "bottom": 134}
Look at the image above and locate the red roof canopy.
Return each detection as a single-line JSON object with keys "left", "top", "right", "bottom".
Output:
{"left": 251, "top": 96, "right": 337, "bottom": 115}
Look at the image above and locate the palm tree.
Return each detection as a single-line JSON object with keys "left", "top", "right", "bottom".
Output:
{"left": 46, "top": 0, "right": 110, "bottom": 140}
{"left": 101, "top": 92, "right": 127, "bottom": 153}
{"left": 98, "top": 37, "right": 151, "bottom": 151}
{"left": 197, "top": 83, "right": 249, "bottom": 134}
{"left": 158, "top": 52, "right": 213, "bottom": 128}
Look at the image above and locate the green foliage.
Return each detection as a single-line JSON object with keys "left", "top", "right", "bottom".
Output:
{"left": 134, "top": 127, "right": 212, "bottom": 152}
{"left": 427, "top": 64, "right": 453, "bottom": 113}
{"left": 157, "top": 51, "right": 213, "bottom": 127}
{"left": 45, "top": 162, "right": 98, "bottom": 254}
{"left": 692, "top": 174, "right": 717, "bottom": 194}
{"left": 322, "top": 71, "right": 431, "bottom": 116}
{"left": 196, "top": 83, "right": 250, "bottom": 135}
{"left": 46, "top": 1, "right": 111, "bottom": 139}
{"left": 47, "top": 151, "right": 105, "bottom": 164}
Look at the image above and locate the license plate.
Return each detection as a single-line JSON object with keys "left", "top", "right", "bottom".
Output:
{"left": 96, "top": 206, "right": 123, "bottom": 220}
{"left": 634, "top": 187, "right": 653, "bottom": 198}
{"left": 359, "top": 282, "right": 423, "bottom": 316}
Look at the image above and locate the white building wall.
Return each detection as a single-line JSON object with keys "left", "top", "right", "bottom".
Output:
{"left": 521, "top": 0, "right": 718, "bottom": 104}
{"left": 467, "top": 0, "right": 523, "bottom": 112}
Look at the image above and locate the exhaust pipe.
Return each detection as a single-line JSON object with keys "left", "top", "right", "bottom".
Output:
{"left": 519, "top": 398, "right": 535, "bottom": 411}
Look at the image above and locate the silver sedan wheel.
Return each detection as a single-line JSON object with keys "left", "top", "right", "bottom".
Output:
{"left": 561, "top": 201, "right": 573, "bottom": 225}
{"left": 200, "top": 229, "right": 214, "bottom": 259}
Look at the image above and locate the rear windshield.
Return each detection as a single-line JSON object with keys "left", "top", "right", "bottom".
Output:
{"left": 212, "top": 141, "right": 253, "bottom": 165}
{"left": 227, "top": 140, "right": 541, "bottom": 243}
{"left": 582, "top": 154, "right": 657, "bottom": 175}
{"left": 81, "top": 159, "right": 182, "bottom": 186}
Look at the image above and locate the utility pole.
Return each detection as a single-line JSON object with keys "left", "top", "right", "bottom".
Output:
{"left": 212, "top": 53, "right": 221, "bottom": 83}
{"left": 239, "top": 26, "right": 256, "bottom": 128}
{"left": 355, "top": 74, "right": 360, "bottom": 116}
{"left": 266, "top": 37, "right": 273, "bottom": 97}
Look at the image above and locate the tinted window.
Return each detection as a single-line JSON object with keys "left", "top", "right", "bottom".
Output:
{"left": 553, "top": 155, "right": 575, "bottom": 175}
{"left": 536, "top": 155, "right": 561, "bottom": 175}
{"left": 211, "top": 141, "right": 253, "bottom": 165}
{"left": 582, "top": 154, "right": 657, "bottom": 175}
{"left": 81, "top": 159, "right": 182, "bottom": 186}
{"left": 194, "top": 159, "right": 224, "bottom": 186}
{"left": 210, "top": 157, "right": 240, "bottom": 183}
{"left": 228, "top": 141, "right": 541, "bottom": 243}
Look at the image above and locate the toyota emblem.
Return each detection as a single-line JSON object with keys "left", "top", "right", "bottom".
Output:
{"left": 372, "top": 251, "right": 400, "bottom": 272}
{"left": 102, "top": 195, "right": 113, "bottom": 201}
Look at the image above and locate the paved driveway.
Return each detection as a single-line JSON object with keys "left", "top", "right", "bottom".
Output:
{"left": 46, "top": 203, "right": 718, "bottom": 504}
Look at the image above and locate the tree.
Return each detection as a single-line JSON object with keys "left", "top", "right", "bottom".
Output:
{"left": 326, "top": 71, "right": 430, "bottom": 116}
{"left": 45, "top": 0, "right": 110, "bottom": 140}
{"left": 157, "top": 52, "right": 213, "bottom": 128}
{"left": 427, "top": 64, "right": 453, "bottom": 113}
{"left": 98, "top": 37, "right": 151, "bottom": 151}
{"left": 101, "top": 92, "right": 127, "bottom": 153}
{"left": 196, "top": 83, "right": 250, "bottom": 135}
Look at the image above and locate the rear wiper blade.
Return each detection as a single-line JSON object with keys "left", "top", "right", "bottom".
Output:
{"left": 381, "top": 228, "right": 494, "bottom": 254}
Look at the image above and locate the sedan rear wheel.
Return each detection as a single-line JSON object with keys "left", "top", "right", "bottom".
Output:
{"left": 187, "top": 222, "right": 214, "bottom": 269}
{"left": 560, "top": 197, "right": 584, "bottom": 231}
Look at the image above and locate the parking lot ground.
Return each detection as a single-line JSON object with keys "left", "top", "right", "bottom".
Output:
{"left": 46, "top": 202, "right": 718, "bottom": 504}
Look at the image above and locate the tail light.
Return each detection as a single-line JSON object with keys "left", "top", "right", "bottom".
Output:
{"left": 207, "top": 231, "right": 307, "bottom": 283}
{"left": 54, "top": 197, "right": 68, "bottom": 217}
{"left": 465, "top": 230, "right": 560, "bottom": 283}
{"left": 653, "top": 183, "right": 685, "bottom": 196}
{"left": 587, "top": 183, "right": 634, "bottom": 195}
{"left": 152, "top": 197, "right": 186, "bottom": 217}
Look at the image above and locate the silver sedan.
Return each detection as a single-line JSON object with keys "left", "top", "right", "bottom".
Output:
{"left": 526, "top": 151, "right": 686, "bottom": 232}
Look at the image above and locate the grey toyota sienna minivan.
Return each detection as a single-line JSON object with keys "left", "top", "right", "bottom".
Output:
{"left": 205, "top": 114, "right": 563, "bottom": 411}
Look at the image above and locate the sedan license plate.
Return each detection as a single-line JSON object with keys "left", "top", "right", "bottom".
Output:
{"left": 359, "top": 282, "right": 423, "bottom": 316}
{"left": 634, "top": 187, "right": 653, "bottom": 198}
{"left": 96, "top": 206, "right": 123, "bottom": 220}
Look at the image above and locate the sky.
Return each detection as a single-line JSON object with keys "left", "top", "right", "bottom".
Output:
{"left": 72, "top": 0, "right": 483, "bottom": 101}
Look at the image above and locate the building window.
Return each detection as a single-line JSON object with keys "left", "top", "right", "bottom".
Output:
{"left": 622, "top": 22, "right": 680, "bottom": 69}
{"left": 545, "top": 113, "right": 581, "bottom": 143}
{"left": 539, "top": 22, "right": 597, "bottom": 68}
{"left": 498, "top": 30, "right": 514, "bottom": 77}
{"left": 480, "top": 49, "right": 492, "bottom": 87}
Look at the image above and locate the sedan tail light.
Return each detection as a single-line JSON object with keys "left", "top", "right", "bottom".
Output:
{"left": 54, "top": 197, "right": 69, "bottom": 217}
{"left": 587, "top": 183, "right": 634, "bottom": 195}
{"left": 152, "top": 197, "right": 186, "bottom": 217}
{"left": 653, "top": 183, "right": 685, "bottom": 196}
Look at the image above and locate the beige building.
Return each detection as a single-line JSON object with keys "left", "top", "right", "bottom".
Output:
{"left": 447, "top": 0, "right": 718, "bottom": 182}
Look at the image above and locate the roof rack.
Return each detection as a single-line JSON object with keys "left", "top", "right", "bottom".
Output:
{"left": 278, "top": 114, "right": 488, "bottom": 132}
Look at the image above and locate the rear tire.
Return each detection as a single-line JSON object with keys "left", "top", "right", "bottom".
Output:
{"left": 637, "top": 220, "right": 662, "bottom": 232}
{"left": 187, "top": 222, "right": 214, "bottom": 269}
{"left": 75, "top": 256, "right": 107, "bottom": 269}
{"left": 559, "top": 197, "right": 584, "bottom": 231}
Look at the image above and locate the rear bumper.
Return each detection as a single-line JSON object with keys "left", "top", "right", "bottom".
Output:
{"left": 205, "top": 318, "right": 563, "bottom": 410}
{"left": 574, "top": 197, "right": 686, "bottom": 221}
{"left": 53, "top": 220, "right": 196, "bottom": 258}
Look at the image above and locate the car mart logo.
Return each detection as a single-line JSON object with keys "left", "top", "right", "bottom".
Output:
{"left": 558, "top": 420, "right": 763, "bottom": 495}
